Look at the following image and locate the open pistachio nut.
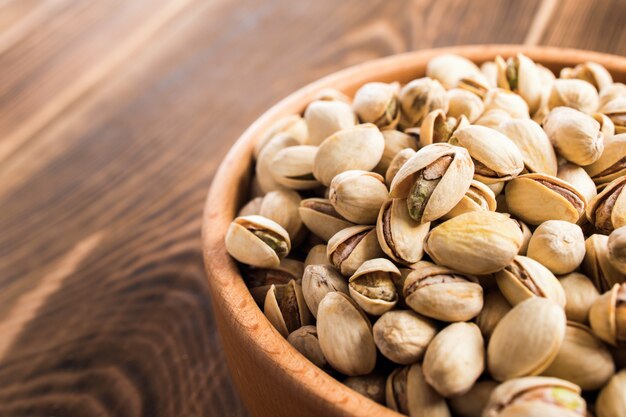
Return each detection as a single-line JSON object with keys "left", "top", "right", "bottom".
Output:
{"left": 374, "top": 129, "right": 418, "bottom": 175}
{"left": 264, "top": 280, "right": 312, "bottom": 337}
{"left": 561, "top": 61, "right": 613, "bottom": 92}
{"left": 417, "top": 108, "right": 469, "bottom": 148}
{"left": 589, "top": 283, "right": 626, "bottom": 347}
{"left": 225, "top": 215, "right": 291, "bottom": 268}
{"left": 327, "top": 225, "right": 384, "bottom": 276}
{"left": 548, "top": 78, "right": 599, "bottom": 114}
{"left": 348, "top": 258, "right": 400, "bottom": 315}
{"left": 352, "top": 82, "right": 400, "bottom": 130}
{"left": 299, "top": 198, "right": 355, "bottom": 241}
{"left": 495, "top": 53, "right": 542, "bottom": 115}
{"left": 601, "top": 97, "right": 626, "bottom": 134}
{"left": 608, "top": 226, "right": 626, "bottom": 274}
{"left": 398, "top": 77, "right": 448, "bottom": 128}
{"left": 343, "top": 373, "right": 387, "bottom": 405}
{"left": 585, "top": 133, "right": 626, "bottom": 186}
{"left": 385, "top": 363, "right": 451, "bottom": 417}
{"left": 583, "top": 234, "right": 625, "bottom": 293}
{"left": 301, "top": 264, "right": 348, "bottom": 318}
{"left": 586, "top": 175, "right": 626, "bottom": 234}
{"left": 441, "top": 179, "right": 497, "bottom": 220}
{"left": 246, "top": 258, "right": 304, "bottom": 304}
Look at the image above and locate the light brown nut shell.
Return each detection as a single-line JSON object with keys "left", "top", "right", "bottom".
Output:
{"left": 426, "top": 54, "right": 481, "bottom": 88}
{"left": 596, "top": 370, "right": 626, "bottom": 417}
{"left": 560, "top": 272, "right": 600, "bottom": 324}
{"left": 327, "top": 225, "right": 385, "bottom": 276}
{"left": 301, "top": 264, "right": 348, "bottom": 318}
{"left": 256, "top": 133, "right": 300, "bottom": 193}
{"left": 448, "top": 380, "right": 498, "bottom": 417}
{"left": 343, "top": 373, "right": 387, "bottom": 405}
{"left": 264, "top": 280, "right": 312, "bottom": 337}
{"left": 225, "top": 215, "right": 291, "bottom": 268}
{"left": 253, "top": 114, "right": 307, "bottom": 159}
{"left": 269, "top": 145, "right": 320, "bottom": 190}
{"left": 259, "top": 190, "right": 303, "bottom": 239}
{"left": 585, "top": 133, "right": 626, "bottom": 185}
{"left": 586, "top": 175, "right": 626, "bottom": 234}
{"left": 352, "top": 82, "right": 400, "bottom": 129}
{"left": 608, "top": 226, "right": 626, "bottom": 274}
{"left": 441, "top": 180, "right": 497, "bottom": 220}
{"left": 583, "top": 234, "right": 625, "bottom": 294}
{"left": 589, "top": 283, "right": 626, "bottom": 347}
{"left": 287, "top": 325, "right": 328, "bottom": 369}
{"left": 329, "top": 170, "right": 388, "bottom": 225}
{"left": 496, "top": 119, "right": 558, "bottom": 176}
{"left": 299, "top": 198, "right": 355, "bottom": 242}
{"left": 476, "top": 290, "right": 512, "bottom": 340}
{"left": 304, "top": 99, "right": 356, "bottom": 146}
{"left": 386, "top": 364, "right": 451, "bottom": 417}
{"left": 385, "top": 148, "right": 416, "bottom": 186}
{"left": 373, "top": 310, "right": 437, "bottom": 365}
{"left": 374, "top": 129, "right": 418, "bottom": 175}
{"left": 348, "top": 258, "right": 400, "bottom": 315}
{"left": 526, "top": 220, "right": 586, "bottom": 275}
{"left": 557, "top": 162, "right": 598, "bottom": 204}
{"left": 548, "top": 78, "right": 599, "bottom": 113}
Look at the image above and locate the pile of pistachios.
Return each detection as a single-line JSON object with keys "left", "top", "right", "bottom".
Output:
{"left": 224, "top": 53, "right": 626, "bottom": 417}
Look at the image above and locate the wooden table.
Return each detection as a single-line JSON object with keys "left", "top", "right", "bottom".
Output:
{"left": 0, "top": 1, "right": 624, "bottom": 415}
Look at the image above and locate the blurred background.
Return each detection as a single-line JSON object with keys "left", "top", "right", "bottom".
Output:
{"left": 0, "top": 0, "right": 624, "bottom": 416}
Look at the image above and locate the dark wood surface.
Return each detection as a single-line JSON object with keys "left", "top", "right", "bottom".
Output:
{"left": 0, "top": 1, "right": 624, "bottom": 416}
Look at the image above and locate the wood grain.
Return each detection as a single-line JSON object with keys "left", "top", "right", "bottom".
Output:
{"left": 0, "top": 1, "right": 624, "bottom": 416}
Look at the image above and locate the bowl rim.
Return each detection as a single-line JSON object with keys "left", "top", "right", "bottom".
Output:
{"left": 202, "top": 44, "right": 626, "bottom": 416}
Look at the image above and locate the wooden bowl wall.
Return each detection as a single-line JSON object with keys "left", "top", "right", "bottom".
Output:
{"left": 202, "top": 45, "right": 626, "bottom": 417}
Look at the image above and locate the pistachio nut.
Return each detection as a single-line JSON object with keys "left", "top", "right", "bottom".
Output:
{"left": 483, "top": 376, "right": 586, "bottom": 417}
{"left": 542, "top": 321, "right": 615, "bottom": 390}
{"left": 299, "top": 198, "right": 355, "bottom": 241}
{"left": 586, "top": 175, "right": 626, "bottom": 233}
{"left": 374, "top": 129, "right": 418, "bottom": 175}
{"left": 449, "top": 125, "right": 524, "bottom": 184}
{"left": 404, "top": 261, "right": 483, "bottom": 322}
{"left": 589, "top": 283, "right": 626, "bottom": 347}
{"left": 557, "top": 162, "right": 598, "bottom": 203}
{"left": 327, "top": 225, "right": 384, "bottom": 276}
{"left": 386, "top": 364, "right": 451, "bottom": 417}
{"left": 561, "top": 61, "right": 613, "bottom": 92}
{"left": 527, "top": 220, "right": 586, "bottom": 275}
{"left": 254, "top": 114, "right": 308, "bottom": 159}
{"left": 496, "top": 255, "right": 566, "bottom": 307}
{"left": 304, "top": 99, "right": 356, "bottom": 145}
{"left": 373, "top": 309, "right": 438, "bottom": 364}
{"left": 505, "top": 173, "right": 587, "bottom": 225}
{"left": 560, "top": 272, "right": 600, "bottom": 324}
{"left": 424, "top": 211, "right": 523, "bottom": 275}
{"left": 246, "top": 258, "right": 304, "bottom": 305}
{"left": 352, "top": 82, "right": 400, "bottom": 129}
{"left": 264, "top": 280, "right": 312, "bottom": 337}
{"left": 423, "top": 322, "right": 485, "bottom": 397}
{"left": 343, "top": 373, "right": 387, "bottom": 404}
{"left": 483, "top": 88, "right": 530, "bottom": 119}
{"left": 449, "top": 380, "right": 498, "bottom": 417}
{"left": 238, "top": 196, "right": 263, "bottom": 217}
{"left": 269, "top": 145, "right": 320, "bottom": 190}
{"left": 583, "top": 234, "right": 625, "bottom": 293}
{"left": 317, "top": 292, "right": 376, "bottom": 376}
{"left": 476, "top": 290, "right": 512, "bottom": 340}
{"left": 601, "top": 97, "right": 626, "bottom": 134}
{"left": 385, "top": 148, "right": 416, "bottom": 185}
{"left": 256, "top": 133, "right": 300, "bottom": 193}
{"left": 416, "top": 109, "right": 470, "bottom": 148}
{"left": 329, "top": 170, "right": 388, "bottom": 224}
{"left": 389, "top": 142, "right": 474, "bottom": 223}
{"left": 348, "top": 258, "right": 400, "bottom": 315}
{"left": 475, "top": 109, "right": 513, "bottom": 129}
{"left": 304, "top": 244, "right": 330, "bottom": 268}
{"left": 608, "top": 226, "right": 626, "bottom": 274}
{"left": 459, "top": 72, "right": 492, "bottom": 100}
{"left": 537, "top": 63, "right": 557, "bottom": 105}
{"left": 301, "top": 264, "right": 348, "bottom": 318}
{"left": 543, "top": 106, "right": 604, "bottom": 166}
{"left": 515, "top": 219, "right": 532, "bottom": 255}
{"left": 376, "top": 198, "right": 430, "bottom": 265}
{"left": 488, "top": 297, "right": 567, "bottom": 380}
{"left": 446, "top": 88, "right": 484, "bottom": 123}
{"left": 496, "top": 53, "right": 542, "bottom": 115}
{"left": 599, "top": 82, "right": 626, "bottom": 110}
{"left": 313, "top": 88, "right": 351, "bottom": 103}
{"left": 480, "top": 61, "right": 499, "bottom": 89}
{"left": 313, "top": 124, "right": 385, "bottom": 186}
{"left": 398, "top": 77, "right": 448, "bottom": 128}
{"left": 426, "top": 53, "right": 481, "bottom": 88}
{"left": 596, "top": 370, "right": 626, "bottom": 417}
{"left": 259, "top": 190, "right": 303, "bottom": 240}
{"left": 287, "top": 325, "right": 328, "bottom": 369}
{"left": 441, "top": 180, "right": 497, "bottom": 220}
{"left": 225, "top": 215, "right": 291, "bottom": 268}
{"left": 595, "top": 112, "right": 617, "bottom": 137}
{"left": 548, "top": 78, "right": 599, "bottom": 113}
{"left": 496, "top": 119, "right": 558, "bottom": 176}
{"left": 585, "top": 134, "right": 626, "bottom": 185}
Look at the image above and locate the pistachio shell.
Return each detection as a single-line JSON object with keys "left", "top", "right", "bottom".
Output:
{"left": 586, "top": 175, "right": 626, "bottom": 233}
{"left": 254, "top": 114, "right": 308, "bottom": 159}
{"left": 441, "top": 180, "right": 497, "bottom": 220}
{"left": 459, "top": 72, "right": 492, "bottom": 99}
{"left": 599, "top": 83, "right": 626, "bottom": 110}
{"left": 270, "top": 145, "right": 320, "bottom": 189}
{"left": 423, "top": 322, "right": 485, "bottom": 397}
{"left": 488, "top": 298, "right": 567, "bottom": 380}
{"left": 446, "top": 88, "right": 484, "bottom": 123}
{"left": 608, "top": 226, "right": 626, "bottom": 274}
{"left": 304, "top": 244, "right": 330, "bottom": 268}
{"left": 481, "top": 61, "right": 499, "bottom": 88}
{"left": 484, "top": 88, "right": 530, "bottom": 119}
{"left": 246, "top": 258, "right": 304, "bottom": 305}
{"left": 329, "top": 170, "right": 388, "bottom": 224}
{"left": 313, "top": 88, "right": 351, "bottom": 103}
{"left": 238, "top": 196, "right": 263, "bottom": 217}
{"left": 386, "top": 364, "right": 451, "bottom": 417}
{"left": 348, "top": 258, "right": 400, "bottom": 315}
{"left": 489, "top": 180, "right": 506, "bottom": 197}
{"left": 601, "top": 97, "right": 626, "bottom": 134}
{"left": 549, "top": 79, "right": 599, "bottom": 113}
{"left": 527, "top": 220, "right": 586, "bottom": 275}
{"left": 287, "top": 325, "right": 328, "bottom": 369}
{"left": 557, "top": 162, "right": 598, "bottom": 203}
{"left": 343, "top": 373, "right": 386, "bottom": 404}
{"left": 313, "top": 124, "right": 385, "bottom": 186}
{"left": 496, "top": 119, "right": 558, "bottom": 176}
{"left": 373, "top": 310, "right": 437, "bottom": 364}
{"left": 352, "top": 82, "right": 400, "bottom": 129}
{"left": 561, "top": 61, "right": 613, "bottom": 92}
{"left": 264, "top": 280, "right": 312, "bottom": 337}
{"left": 299, "top": 198, "right": 355, "bottom": 242}
{"left": 560, "top": 272, "right": 600, "bottom": 323}
{"left": 583, "top": 234, "right": 625, "bottom": 293}
{"left": 259, "top": 190, "right": 303, "bottom": 239}
{"left": 317, "top": 292, "right": 376, "bottom": 376}
{"left": 418, "top": 109, "right": 469, "bottom": 147}
{"left": 301, "top": 264, "right": 348, "bottom": 318}
{"left": 476, "top": 109, "right": 513, "bottom": 129}
{"left": 225, "top": 215, "right": 291, "bottom": 268}
{"left": 496, "top": 54, "right": 542, "bottom": 114}
{"left": 256, "top": 133, "right": 300, "bottom": 193}
{"left": 449, "top": 380, "right": 498, "bottom": 417}
{"left": 595, "top": 112, "right": 617, "bottom": 137}
{"left": 476, "top": 290, "right": 512, "bottom": 340}
{"left": 398, "top": 77, "right": 448, "bottom": 128}
{"left": 385, "top": 148, "right": 416, "bottom": 185}
{"left": 589, "top": 283, "right": 626, "bottom": 347}
{"left": 585, "top": 134, "right": 626, "bottom": 185}
{"left": 515, "top": 219, "right": 532, "bottom": 255}
{"left": 304, "top": 99, "right": 356, "bottom": 145}
{"left": 327, "top": 225, "right": 385, "bottom": 276}
{"left": 424, "top": 211, "right": 523, "bottom": 275}
{"left": 426, "top": 54, "right": 481, "bottom": 88}
{"left": 374, "top": 129, "right": 418, "bottom": 174}
{"left": 596, "top": 370, "right": 626, "bottom": 417}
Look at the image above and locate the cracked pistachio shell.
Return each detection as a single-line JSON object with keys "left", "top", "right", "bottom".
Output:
{"left": 374, "top": 129, "right": 418, "bottom": 175}
{"left": 256, "top": 133, "right": 301, "bottom": 193}
{"left": 496, "top": 255, "right": 566, "bottom": 307}
{"left": 304, "top": 244, "right": 330, "bottom": 268}
{"left": 301, "top": 264, "right": 348, "bottom": 318}
{"left": 376, "top": 198, "right": 430, "bottom": 265}
{"left": 329, "top": 170, "right": 388, "bottom": 225}
{"left": 417, "top": 109, "right": 470, "bottom": 148}
{"left": 488, "top": 298, "right": 567, "bottom": 380}
{"left": 599, "top": 83, "right": 626, "bottom": 109}
{"left": 441, "top": 180, "right": 497, "bottom": 220}
{"left": 398, "top": 77, "right": 448, "bottom": 128}
{"left": 304, "top": 99, "right": 356, "bottom": 145}
{"left": 586, "top": 176, "right": 626, "bottom": 233}
{"left": 560, "top": 272, "right": 600, "bottom": 324}
{"left": 505, "top": 173, "right": 587, "bottom": 225}
{"left": 460, "top": 71, "right": 493, "bottom": 99}
{"left": 449, "top": 380, "right": 498, "bottom": 417}
{"left": 483, "top": 377, "right": 586, "bottom": 417}
{"left": 404, "top": 261, "right": 483, "bottom": 322}
{"left": 561, "top": 61, "right": 613, "bottom": 92}
{"left": 449, "top": 125, "right": 524, "bottom": 184}
{"left": 385, "top": 148, "right": 416, "bottom": 185}
{"left": 259, "top": 190, "right": 303, "bottom": 239}
{"left": 584, "top": 234, "right": 625, "bottom": 294}
{"left": 597, "top": 370, "right": 626, "bottom": 417}
{"left": 484, "top": 88, "right": 530, "bottom": 119}
{"left": 313, "top": 124, "right": 385, "bottom": 186}
{"left": 542, "top": 322, "right": 615, "bottom": 390}
{"left": 424, "top": 211, "right": 523, "bottom": 275}
{"left": 317, "top": 292, "right": 376, "bottom": 376}
{"left": 327, "top": 225, "right": 384, "bottom": 276}
{"left": 270, "top": 145, "right": 320, "bottom": 190}
{"left": 609, "top": 226, "right": 626, "bottom": 274}
{"left": 446, "top": 88, "right": 484, "bottom": 123}
{"left": 549, "top": 79, "right": 599, "bottom": 113}
{"left": 386, "top": 364, "right": 451, "bottom": 417}
{"left": 586, "top": 134, "right": 626, "bottom": 186}
{"left": 238, "top": 196, "right": 263, "bottom": 217}
{"left": 558, "top": 162, "right": 598, "bottom": 203}
{"left": 497, "top": 119, "right": 558, "bottom": 176}
{"left": 343, "top": 373, "right": 387, "bottom": 404}
{"left": 352, "top": 82, "right": 400, "bottom": 129}
{"left": 476, "top": 291, "right": 512, "bottom": 340}
{"left": 247, "top": 258, "right": 304, "bottom": 305}
{"left": 299, "top": 198, "right": 355, "bottom": 242}
{"left": 389, "top": 142, "right": 474, "bottom": 223}
{"left": 426, "top": 54, "right": 481, "bottom": 88}
{"left": 264, "top": 280, "right": 312, "bottom": 337}
{"left": 496, "top": 54, "right": 542, "bottom": 115}
{"left": 225, "top": 215, "right": 291, "bottom": 268}
{"left": 348, "top": 258, "right": 400, "bottom": 315}
{"left": 527, "top": 220, "right": 586, "bottom": 275}
{"left": 476, "top": 109, "right": 513, "bottom": 130}
{"left": 423, "top": 322, "right": 485, "bottom": 397}
{"left": 590, "top": 283, "right": 626, "bottom": 347}
{"left": 373, "top": 310, "right": 437, "bottom": 364}
{"left": 287, "top": 325, "right": 328, "bottom": 369}
{"left": 601, "top": 97, "right": 626, "bottom": 134}
{"left": 544, "top": 107, "right": 604, "bottom": 166}
{"left": 254, "top": 114, "right": 308, "bottom": 159}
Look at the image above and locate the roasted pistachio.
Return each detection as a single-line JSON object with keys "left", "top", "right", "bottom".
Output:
{"left": 254, "top": 114, "right": 308, "bottom": 159}
{"left": 475, "top": 109, "right": 512, "bottom": 129}
{"left": 238, "top": 196, "right": 263, "bottom": 217}
{"left": 441, "top": 180, "right": 496, "bottom": 220}
{"left": 527, "top": 220, "right": 586, "bottom": 275}
{"left": 596, "top": 370, "right": 626, "bottom": 417}
{"left": 586, "top": 175, "right": 626, "bottom": 233}
{"left": 373, "top": 309, "right": 437, "bottom": 364}
{"left": 313, "top": 88, "right": 351, "bottom": 103}
{"left": 385, "top": 148, "right": 416, "bottom": 185}
{"left": 247, "top": 258, "right": 304, "bottom": 305}
{"left": 256, "top": 133, "right": 300, "bottom": 193}
{"left": 484, "top": 88, "right": 530, "bottom": 119}
{"left": 449, "top": 380, "right": 498, "bottom": 417}
{"left": 561, "top": 61, "right": 613, "bottom": 92}
{"left": 348, "top": 258, "right": 400, "bottom": 315}
{"left": 608, "top": 226, "right": 626, "bottom": 274}
{"left": 417, "top": 109, "right": 469, "bottom": 148}
{"left": 304, "top": 99, "right": 356, "bottom": 145}
{"left": 496, "top": 53, "right": 542, "bottom": 114}
{"left": 264, "top": 280, "right": 312, "bottom": 337}
{"left": 476, "top": 290, "right": 512, "bottom": 340}
{"left": 343, "top": 373, "right": 387, "bottom": 404}
{"left": 287, "top": 325, "right": 328, "bottom": 369}
{"left": 599, "top": 83, "right": 626, "bottom": 110}
{"left": 515, "top": 219, "right": 532, "bottom": 255}
{"left": 557, "top": 162, "right": 598, "bottom": 203}
{"left": 301, "top": 264, "right": 348, "bottom": 318}
{"left": 304, "top": 244, "right": 330, "bottom": 268}
{"left": 374, "top": 129, "right": 418, "bottom": 175}
{"left": 269, "top": 145, "right": 320, "bottom": 190}
{"left": 601, "top": 97, "right": 626, "bottom": 134}
{"left": 299, "top": 198, "right": 355, "bottom": 242}
{"left": 398, "top": 77, "right": 448, "bottom": 128}
{"left": 560, "top": 272, "right": 600, "bottom": 323}
{"left": 259, "top": 190, "right": 303, "bottom": 241}
{"left": 426, "top": 54, "right": 482, "bottom": 88}
{"left": 226, "top": 215, "right": 291, "bottom": 268}
{"left": 446, "top": 88, "right": 484, "bottom": 122}
{"left": 497, "top": 119, "right": 558, "bottom": 176}
{"left": 549, "top": 78, "right": 599, "bottom": 113}
{"left": 352, "top": 82, "right": 400, "bottom": 129}
{"left": 327, "top": 225, "right": 384, "bottom": 276}
{"left": 329, "top": 170, "right": 388, "bottom": 224}
{"left": 589, "top": 283, "right": 626, "bottom": 347}
{"left": 386, "top": 364, "right": 451, "bottom": 417}
{"left": 583, "top": 234, "right": 625, "bottom": 293}
{"left": 585, "top": 133, "right": 626, "bottom": 185}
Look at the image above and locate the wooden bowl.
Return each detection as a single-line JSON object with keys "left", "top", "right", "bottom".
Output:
{"left": 202, "top": 45, "right": 626, "bottom": 417}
